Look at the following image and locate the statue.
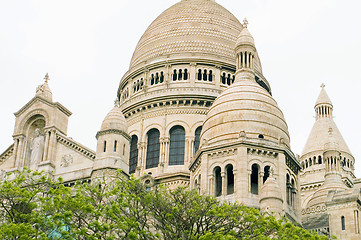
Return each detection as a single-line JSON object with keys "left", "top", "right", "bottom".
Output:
{"left": 30, "top": 128, "right": 45, "bottom": 170}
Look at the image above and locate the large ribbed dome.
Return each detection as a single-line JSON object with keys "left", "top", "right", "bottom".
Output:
{"left": 201, "top": 76, "right": 290, "bottom": 147}
{"left": 130, "top": 0, "right": 245, "bottom": 69}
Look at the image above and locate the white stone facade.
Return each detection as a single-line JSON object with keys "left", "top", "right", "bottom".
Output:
{"left": 0, "top": 0, "right": 360, "bottom": 239}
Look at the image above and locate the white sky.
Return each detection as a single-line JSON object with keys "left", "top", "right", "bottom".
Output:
{"left": 1, "top": 0, "right": 361, "bottom": 176}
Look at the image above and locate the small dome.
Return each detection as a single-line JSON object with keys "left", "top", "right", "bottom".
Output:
{"left": 201, "top": 76, "right": 290, "bottom": 147}
{"left": 260, "top": 175, "right": 283, "bottom": 201}
{"left": 236, "top": 27, "right": 255, "bottom": 47}
{"left": 100, "top": 105, "right": 127, "bottom": 132}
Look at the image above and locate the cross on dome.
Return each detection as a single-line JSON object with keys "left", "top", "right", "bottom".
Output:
{"left": 44, "top": 73, "right": 50, "bottom": 83}
{"left": 242, "top": 18, "right": 249, "bottom": 28}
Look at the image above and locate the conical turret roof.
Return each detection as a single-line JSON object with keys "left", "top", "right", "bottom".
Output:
{"left": 302, "top": 85, "right": 351, "bottom": 156}
{"left": 315, "top": 84, "right": 332, "bottom": 107}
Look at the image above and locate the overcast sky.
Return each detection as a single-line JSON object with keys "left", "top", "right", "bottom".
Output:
{"left": 1, "top": 0, "right": 361, "bottom": 176}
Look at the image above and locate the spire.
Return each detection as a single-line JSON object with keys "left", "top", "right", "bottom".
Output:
{"left": 36, "top": 73, "right": 53, "bottom": 102}
{"left": 314, "top": 84, "right": 333, "bottom": 119}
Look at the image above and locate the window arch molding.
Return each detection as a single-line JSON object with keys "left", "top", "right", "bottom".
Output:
{"left": 142, "top": 124, "right": 162, "bottom": 141}
{"left": 165, "top": 120, "right": 190, "bottom": 136}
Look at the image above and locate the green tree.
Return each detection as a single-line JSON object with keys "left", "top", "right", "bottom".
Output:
{"left": 0, "top": 170, "right": 329, "bottom": 240}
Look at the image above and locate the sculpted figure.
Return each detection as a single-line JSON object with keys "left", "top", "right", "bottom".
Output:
{"left": 30, "top": 128, "right": 44, "bottom": 169}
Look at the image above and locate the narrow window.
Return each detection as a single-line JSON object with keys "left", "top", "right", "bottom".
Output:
{"left": 123, "top": 144, "right": 125, "bottom": 155}
{"left": 197, "top": 69, "right": 202, "bottom": 80}
{"left": 169, "top": 126, "right": 185, "bottom": 165}
{"left": 318, "top": 156, "right": 322, "bottom": 164}
{"left": 221, "top": 73, "right": 226, "bottom": 84}
{"left": 184, "top": 69, "right": 188, "bottom": 80}
{"left": 226, "top": 164, "right": 234, "bottom": 195}
{"left": 136, "top": 80, "right": 140, "bottom": 91}
{"left": 203, "top": 70, "right": 207, "bottom": 81}
{"left": 103, "top": 141, "right": 107, "bottom": 152}
{"left": 286, "top": 174, "right": 291, "bottom": 205}
{"left": 194, "top": 126, "right": 202, "bottom": 153}
{"left": 140, "top": 79, "right": 144, "bottom": 90}
{"left": 214, "top": 166, "right": 222, "bottom": 197}
{"left": 232, "top": 75, "right": 235, "bottom": 84}
{"left": 173, "top": 69, "right": 177, "bottom": 81}
{"left": 129, "top": 135, "right": 138, "bottom": 174}
{"left": 227, "top": 74, "right": 231, "bottom": 85}
{"left": 113, "top": 140, "right": 117, "bottom": 152}
{"left": 251, "top": 164, "right": 259, "bottom": 194}
{"left": 160, "top": 71, "right": 164, "bottom": 83}
{"left": 178, "top": 69, "right": 182, "bottom": 80}
{"left": 291, "top": 179, "right": 296, "bottom": 207}
{"left": 146, "top": 129, "right": 160, "bottom": 169}
{"left": 155, "top": 73, "right": 159, "bottom": 84}
{"left": 263, "top": 166, "right": 270, "bottom": 183}
{"left": 341, "top": 216, "right": 346, "bottom": 230}
{"left": 209, "top": 70, "right": 213, "bottom": 82}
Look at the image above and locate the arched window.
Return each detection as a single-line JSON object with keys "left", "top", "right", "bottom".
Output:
{"left": 197, "top": 69, "right": 202, "bottom": 80}
{"left": 286, "top": 174, "right": 291, "bottom": 205}
{"left": 221, "top": 72, "right": 226, "bottom": 84}
{"left": 203, "top": 70, "right": 208, "bottom": 81}
{"left": 214, "top": 166, "right": 222, "bottom": 197}
{"left": 251, "top": 164, "right": 259, "bottom": 194}
{"left": 341, "top": 216, "right": 345, "bottom": 230}
{"left": 291, "top": 179, "right": 296, "bottom": 207}
{"left": 227, "top": 74, "right": 231, "bottom": 85}
{"left": 263, "top": 166, "right": 270, "bottom": 183}
{"left": 226, "top": 164, "right": 234, "bottom": 195}
{"left": 318, "top": 155, "right": 322, "bottom": 164}
{"left": 208, "top": 70, "right": 213, "bottom": 82}
{"left": 169, "top": 126, "right": 185, "bottom": 165}
{"left": 103, "top": 141, "right": 107, "bottom": 152}
{"left": 173, "top": 69, "right": 177, "bottom": 81}
{"left": 155, "top": 73, "right": 159, "bottom": 84}
{"left": 194, "top": 126, "right": 202, "bottom": 154}
{"left": 178, "top": 69, "right": 183, "bottom": 80}
{"left": 113, "top": 140, "right": 117, "bottom": 152}
{"left": 184, "top": 69, "right": 188, "bottom": 80}
{"left": 160, "top": 72, "right": 164, "bottom": 83}
{"left": 146, "top": 129, "right": 160, "bottom": 169}
{"left": 129, "top": 135, "right": 138, "bottom": 174}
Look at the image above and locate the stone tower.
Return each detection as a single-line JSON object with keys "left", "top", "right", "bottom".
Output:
{"left": 93, "top": 101, "right": 130, "bottom": 178}
{"left": 189, "top": 22, "right": 301, "bottom": 223}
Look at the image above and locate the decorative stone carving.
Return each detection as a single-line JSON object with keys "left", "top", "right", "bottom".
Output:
{"left": 61, "top": 154, "right": 73, "bottom": 167}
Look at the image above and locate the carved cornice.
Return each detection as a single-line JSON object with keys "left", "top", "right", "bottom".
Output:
{"left": 247, "top": 147, "right": 278, "bottom": 158}
{"left": 56, "top": 133, "right": 95, "bottom": 160}
{"left": 208, "top": 148, "right": 237, "bottom": 159}
{"left": 96, "top": 129, "right": 131, "bottom": 141}
{"left": 0, "top": 144, "right": 14, "bottom": 164}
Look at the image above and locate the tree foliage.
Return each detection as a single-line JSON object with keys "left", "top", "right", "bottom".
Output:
{"left": 0, "top": 169, "right": 329, "bottom": 240}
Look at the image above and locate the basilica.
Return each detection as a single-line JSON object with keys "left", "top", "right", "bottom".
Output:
{"left": 0, "top": 0, "right": 360, "bottom": 239}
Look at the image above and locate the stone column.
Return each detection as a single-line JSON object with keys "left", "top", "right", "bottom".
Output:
{"left": 42, "top": 130, "right": 50, "bottom": 162}
{"left": 208, "top": 175, "right": 214, "bottom": 196}
{"left": 221, "top": 171, "right": 226, "bottom": 196}
{"left": 190, "top": 62, "right": 196, "bottom": 86}
{"left": 185, "top": 136, "right": 192, "bottom": 165}
{"left": 139, "top": 142, "right": 146, "bottom": 171}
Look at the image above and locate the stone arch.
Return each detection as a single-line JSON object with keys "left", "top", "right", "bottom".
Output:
{"left": 142, "top": 124, "right": 162, "bottom": 140}
{"left": 165, "top": 120, "right": 190, "bottom": 136}
{"left": 19, "top": 109, "right": 50, "bottom": 134}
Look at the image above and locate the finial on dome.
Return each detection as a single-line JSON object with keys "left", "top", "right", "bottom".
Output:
{"left": 321, "top": 83, "right": 325, "bottom": 89}
{"left": 242, "top": 18, "right": 248, "bottom": 28}
{"left": 44, "top": 73, "right": 50, "bottom": 83}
